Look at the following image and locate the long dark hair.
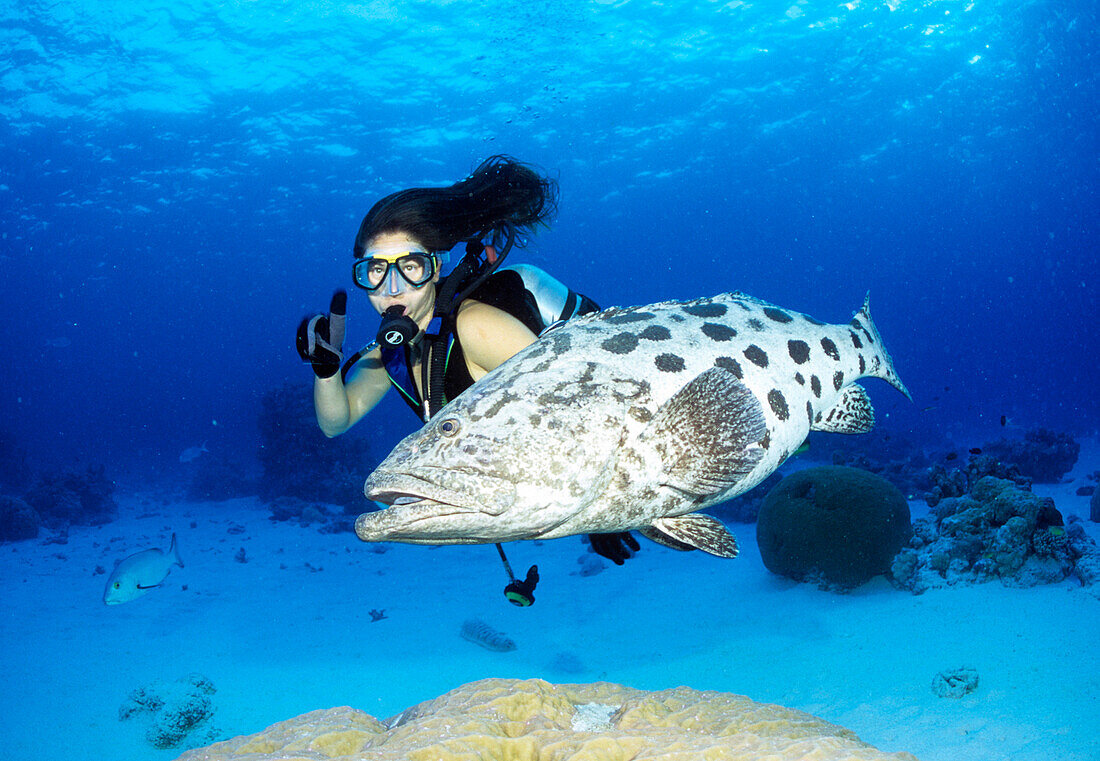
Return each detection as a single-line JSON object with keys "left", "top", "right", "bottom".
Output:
{"left": 353, "top": 155, "right": 558, "bottom": 257}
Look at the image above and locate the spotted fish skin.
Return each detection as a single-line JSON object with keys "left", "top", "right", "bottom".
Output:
{"left": 357, "top": 291, "right": 909, "bottom": 555}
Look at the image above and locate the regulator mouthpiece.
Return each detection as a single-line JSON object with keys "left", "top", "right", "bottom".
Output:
{"left": 377, "top": 305, "right": 419, "bottom": 347}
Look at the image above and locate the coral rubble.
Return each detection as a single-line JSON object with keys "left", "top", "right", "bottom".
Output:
{"left": 174, "top": 678, "right": 918, "bottom": 760}
{"left": 931, "top": 667, "right": 979, "bottom": 699}
{"left": 265, "top": 495, "right": 352, "bottom": 533}
{"left": 120, "top": 673, "right": 219, "bottom": 750}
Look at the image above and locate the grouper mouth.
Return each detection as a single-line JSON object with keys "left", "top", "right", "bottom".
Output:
{"left": 364, "top": 470, "right": 480, "bottom": 512}
{"left": 356, "top": 469, "right": 515, "bottom": 544}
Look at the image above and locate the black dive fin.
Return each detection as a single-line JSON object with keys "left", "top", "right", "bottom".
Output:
{"left": 639, "top": 366, "right": 767, "bottom": 496}
{"left": 811, "top": 383, "right": 875, "bottom": 434}
{"left": 647, "top": 514, "right": 739, "bottom": 558}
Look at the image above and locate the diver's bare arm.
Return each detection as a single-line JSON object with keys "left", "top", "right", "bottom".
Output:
{"left": 314, "top": 346, "right": 390, "bottom": 437}
{"left": 456, "top": 300, "right": 538, "bottom": 380}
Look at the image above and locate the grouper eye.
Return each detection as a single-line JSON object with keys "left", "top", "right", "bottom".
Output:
{"left": 439, "top": 418, "right": 460, "bottom": 437}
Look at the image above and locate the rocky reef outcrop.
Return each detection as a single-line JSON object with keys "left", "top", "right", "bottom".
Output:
{"left": 0, "top": 494, "right": 39, "bottom": 542}
{"left": 756, "top": 466, "right": 912, "bottom": 591}
{"left": 891, "top": 475, "right": 1097, "bottom": 594}
{"left": 23, "top": 464, "right": 116, "bottom": 530}
{"left": 174, "top": 677, "right": 918, "bottom": 761}
{"left": 981, "top": 427, "right": 1080, "bottom": 483}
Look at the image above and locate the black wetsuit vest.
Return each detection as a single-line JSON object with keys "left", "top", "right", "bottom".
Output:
{"left": 379, "top": 269, "right": 597, "bottom": 420}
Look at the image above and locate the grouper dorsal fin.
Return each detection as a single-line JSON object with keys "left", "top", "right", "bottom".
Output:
{"left": 639, "top": 366, "right": 767, "bottom": 496}
{"left": 645, "top": 514, "right": 739, "bottom": 558}
{"left": 811, "top": 383, "right": 875, "bottom": 434}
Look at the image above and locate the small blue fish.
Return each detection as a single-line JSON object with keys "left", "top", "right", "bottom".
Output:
{"left": 179, "top": 442, "right": 208, "bottom": 463}
{"left": 103, "top": 534, "right": 184, "bottom": 605}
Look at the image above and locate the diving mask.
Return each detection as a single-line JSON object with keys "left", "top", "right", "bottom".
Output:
{"left": 353, "top": 247, "right": 448, "bottom": 295}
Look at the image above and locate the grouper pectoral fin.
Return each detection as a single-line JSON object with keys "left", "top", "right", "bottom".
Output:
{"left": 811, "top": 383, "right": 875, "bottom": 434}
{"left": 639, "top": 366, "right": 767, "bottom": 496}
{"left": 638, "top": 526, "right": 695, "bottom": 552}
{"left": 645, "top": 514, "right": 739, "bottom": 558}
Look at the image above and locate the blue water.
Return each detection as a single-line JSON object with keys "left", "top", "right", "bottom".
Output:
{"left": 0, "top": 1, "right": 1097, "bottom": 756}
{"left": 2, "top": 0, "right": 1095, "bottom": 474}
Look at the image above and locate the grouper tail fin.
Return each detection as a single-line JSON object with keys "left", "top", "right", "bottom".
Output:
{"left": 168, "top": 533, "right": 184, "bottom": 568}
{"left": 852, "top": 293, "right": 911, "bottom": 400}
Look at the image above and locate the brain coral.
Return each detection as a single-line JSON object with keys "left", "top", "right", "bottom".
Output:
{"left": 756, "top": 466, "right": 912, "bottom": 589}
{"left": 174, "top": 677, "right": 917, "bottom": 761}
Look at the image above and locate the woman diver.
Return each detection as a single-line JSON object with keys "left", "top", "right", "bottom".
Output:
{"left": 297, "top": 156, "right": 639, "bottom": 604}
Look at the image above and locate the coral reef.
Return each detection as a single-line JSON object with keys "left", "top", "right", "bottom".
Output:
{"left": 923, "top": 453, "right": 1030, "bottom": 508}
{"left": 459, "top": 618, "right": 517, "bottom": 652}
{"left": 174, "top": 677, "right": 918, "bottom": 760}
{"left": 24, "top": 464, "right": 116, "bottom": 529}
{"left": 257, "top": 383, "right": 375, "bottom": 511}
{"left": 0, "top": 494, "right": 39, "bottom": 542}
{"left": 120, "top": 673, "right": 218, "bottom": 750}
{"left": 981, "top": 427, "right": 1080, "bottom": 483}
{"left": 931, "top": 668, "right": 979, "bottom": 699}
{"left": 891, "top": 476, "right": 1097, "bottom": 594}
{"left": 756, "top": 466, "right": 912, "bottom": 590}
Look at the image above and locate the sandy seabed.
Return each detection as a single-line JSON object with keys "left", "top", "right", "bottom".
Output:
{"left": 1, "top": 444, "right": 1097, "bottom": 761}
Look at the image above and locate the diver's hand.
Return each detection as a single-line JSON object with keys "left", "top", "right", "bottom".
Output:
{"left": 296, "top": 290, "right": 347, "bottom": 379}
{"left": 588, "top": 532, "right": 640, "bottom": 565}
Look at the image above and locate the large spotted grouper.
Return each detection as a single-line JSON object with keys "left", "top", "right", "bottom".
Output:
{"left": 356, "top": 291, "right": 910, "bottom": 557}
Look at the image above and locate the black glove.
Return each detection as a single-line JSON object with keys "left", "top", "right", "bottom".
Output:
{"left": 296, "top": 290, "right": 347, "bottom": 379}
{"left": 588, "top": 532, "right": 640, "bottom": 565}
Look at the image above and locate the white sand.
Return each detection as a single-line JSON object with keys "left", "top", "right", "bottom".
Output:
{"left": 1, "top": 446, "right": 1097, "bottom": 761}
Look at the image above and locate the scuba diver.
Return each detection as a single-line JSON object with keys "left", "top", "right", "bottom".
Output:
{"left": 297, "top": 156, "right": 640, "bottom": 606}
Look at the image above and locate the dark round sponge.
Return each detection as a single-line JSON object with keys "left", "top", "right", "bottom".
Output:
{"left": 756, "top": 466, "right": 912, "bottom": 588}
